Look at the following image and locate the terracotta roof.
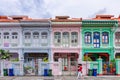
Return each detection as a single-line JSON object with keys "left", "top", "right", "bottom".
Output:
{"left": 111, "top": 15, "right": 120, "bottom": 22}
{"left": 9, "top": 15, "right": 28, "bottom": 19}
{"left": 55, "top": 16, "right": 69, "bottom": 19}
{"left": 51, "top": 16, "right": 82, "bottom": 22}
{"left": 0, "top": 19, "right": 18, "bottom": 22}
{"left": 0, "top": 15, "right": 118, "bottom": 22}
{"left": 96, "top": 15, "right": 114, "bottom": 18}
{"left": 0, "top": 16, "right": 8, "bottom": 19}
{"left": 20, "top": 19, "right": 50, "bottom": 22}
{"left": 76, "top": 15, "right": 115, "bottom": 20}
{"left": 93, "top": 15, "right": 114, "bottom": 20}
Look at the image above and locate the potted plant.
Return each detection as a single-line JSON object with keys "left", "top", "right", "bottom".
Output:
{"left": 24, "top": 66, "right": 34, "bottom": 74}
{"left": 0, "top": 49, "right": 11, "bottom": 60}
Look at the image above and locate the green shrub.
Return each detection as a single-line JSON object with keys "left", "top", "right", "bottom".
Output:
{"left": 11, "top": 58, "right": 19, "bottom": 62}
{"left": 84, "top": 56, "right": 92, "bottom": 61}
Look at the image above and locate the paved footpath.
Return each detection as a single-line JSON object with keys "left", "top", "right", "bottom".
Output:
{"left": 0, "top": 76, "right": 120, "bottom": 80}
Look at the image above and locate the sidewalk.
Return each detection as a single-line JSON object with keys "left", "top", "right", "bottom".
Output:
{"left": 0, "top": 75, "right": 120, "bottom": 80}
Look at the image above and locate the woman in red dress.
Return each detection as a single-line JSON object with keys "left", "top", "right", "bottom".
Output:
{"left": 77, "top": 64, "right": 82, "bottom": 79}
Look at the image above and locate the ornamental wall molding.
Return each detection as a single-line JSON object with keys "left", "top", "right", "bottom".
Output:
{"left": 52, "top": 48, "right": 80, "bottom": 53}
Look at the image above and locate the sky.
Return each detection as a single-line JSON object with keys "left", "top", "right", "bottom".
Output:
{"left": 0, "top": 0, "right": 120, "bottom": 19}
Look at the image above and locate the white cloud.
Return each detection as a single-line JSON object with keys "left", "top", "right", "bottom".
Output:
{"left": 88, "top": 8, "right": 107, "bottom": 18}
{"left": 0, "top": 0, "right": 120, "bottom": 18}
{"left": 0, "top": 0, "right": 51, "bottom": 18}
{"left": 44, "top": 0, "right": 120, "bottom": 18}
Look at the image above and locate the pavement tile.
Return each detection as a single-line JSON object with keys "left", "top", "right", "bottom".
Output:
{"left": 0, "top": 76, "right": 120, "bottom": 80}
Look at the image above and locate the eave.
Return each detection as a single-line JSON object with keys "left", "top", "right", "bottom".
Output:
{"left": 82, "top": 20, "right": 118, "bottom": 27}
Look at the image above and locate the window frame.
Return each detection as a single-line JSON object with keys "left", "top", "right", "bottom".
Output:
{"left": 84, "top": 32, "right": 92, "bottom": 44}
{"left": 4, "top": 32, "right": 9, "bottom": 39}
{"left": 71, "top": 32, "right": 78, "bottom": 45}
{"left": 41, "top": 32, "right": 48, "bottom": 45}
{"left": 23, "top": 31, "right": 31, "bottom": 46}
{"left": 62, "top": 32, "right": 69, "bottom": 47}
{"left": 24, "top": 32, "right": 31, "bottom": 39}
{"left": 54, "top": 32, "right": 61, "bottom": 44}
{"left": 102, "top": 32, "right": 109, "bottom": 44}
{"left": 115, "top": 32, "right": 120, "bottom": 45}
{"left": 93, "top": 32, "right": 100, "bottom": 48}
{"left": 12, "top": 32, "right": 18, "bottom": 39}
{"left": 33, "top": 32, "right": 39, "bottom": 39}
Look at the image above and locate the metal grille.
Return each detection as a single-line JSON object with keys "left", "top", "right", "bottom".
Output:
{"left": 103, "top": 61, "right": 116, "bottom": 75}
{"left": 62, "top": 60, "right": 78, "bottom": 76}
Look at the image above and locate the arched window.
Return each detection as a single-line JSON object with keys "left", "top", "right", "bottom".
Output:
{"left": 12, "top": 32, "right": 18, "bottom": 39}
{"left": 93, "top": 32, "right": 100, "bottom": 48}
{"left": 84, "top": 32, "right": 91, "bottom": 44}
{"left": 33, "top": 32, "right": 39, "bottom": 39}
{"left": 24, "top": 32, "right": 31, "bottom": 46}
{"left": 3, "top": 32, "right": 10, "bottom": 47}
{"left": 62, "top": 32, "right": 69, "bottom": 47}
{"left": 11, "top": 32, "right": 18, "bottom": 47}
{"left": 41, "top": 32, "right": 48, "bottom": 46}
{"left": 54, "top": 32, "right": 61, "bottom": 44}
{"left": 33, "top": 32, "right": 39, "bottom": 47}
{"left": 102, "top": 32, "right": 109, "bottom": 44}
{"left": 115, "top": 32, "right": 120, "bottom": 46}
{"left": 4, "top": 32, "right": 9, "bottom": 39}
{"left": 41, "top": 32, "right": 47, "bottom": 39}
{"left": 71, "top": 32, "right": 78, "bottom": 46}
{"left": 24, "top": 32, "right": 31, "bottom": 39}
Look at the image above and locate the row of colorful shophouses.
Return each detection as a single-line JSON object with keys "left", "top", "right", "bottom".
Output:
{"left": 0, "top": 15, "right": 120, "bottom": 76}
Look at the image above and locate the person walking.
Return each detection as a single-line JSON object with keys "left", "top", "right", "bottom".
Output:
{"left": 77, "top": 64, "right": 83, "bottom": 80}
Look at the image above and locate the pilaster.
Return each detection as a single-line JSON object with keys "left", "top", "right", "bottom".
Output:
{"left": 116, "top": 59, "right": 120, "bottom": 75}
{"left": 97, "top": 58, "right": 102, "bottom": 75}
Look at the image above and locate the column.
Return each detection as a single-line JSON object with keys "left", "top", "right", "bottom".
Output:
{"left": 116, "top": 59, "right": 120, "bottom": 76}
{"left": 97, "top": 58, "right": 102, "bottom": 75}
{"left": 58, "top": 58, "right": 62, "bottom": 75}
{"left": 19, "top": 27, "right": 23, "bottom": 48}
{"left": 50, "top": 50, "right": 54, "bottom": 62}
{"left": 61, "top": 31, "right": 62, "bottom": 48}
{"left": 18, "top": 49, "right": 24, "bottom": 76}
{"left": 1, "top": 61, "right": 4, "bottom": 76}
{"left": 48, "top": 49, "right": 52, "bottom": 62}
{"left": 38, "top": 59, "right": 42, "bottom": 75}
{"left": 20, "top": 59, "right": 24, "bottom": 76}
{"left": 69, "top": 31, "right": 71, "bottom": 48}
{"left": 78, "top": 52, "right": 82, "bottom": 64}
{"left": 19, "top": 49, "right": 24, "bottom": 61}
{"left": 79, "top": 28, "right": 82, "bottom": 62}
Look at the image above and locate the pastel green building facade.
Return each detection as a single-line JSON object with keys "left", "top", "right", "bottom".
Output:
{"left": 82, "top": 20, "right": 118, "bottom": 61}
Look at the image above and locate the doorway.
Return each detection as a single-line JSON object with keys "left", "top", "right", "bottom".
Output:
{"left": 54, "top": 53, "right": 78, "bottom": 75}
{"left": 24, "top": 53, "right": 48, "bottom": 75}
{"left": 84, "top": 53, "right": 109, "bottom": 61}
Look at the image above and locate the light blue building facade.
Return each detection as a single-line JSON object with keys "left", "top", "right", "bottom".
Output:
{"left": 20, "top": 19, "right": 51, "bottom": 75}
{"left": 0, "top": 16, "right": 51, "bottom": 75}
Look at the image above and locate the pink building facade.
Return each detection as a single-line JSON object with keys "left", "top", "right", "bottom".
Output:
{"left": 51, "top": 16, "right": 82, "bottom": 74}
